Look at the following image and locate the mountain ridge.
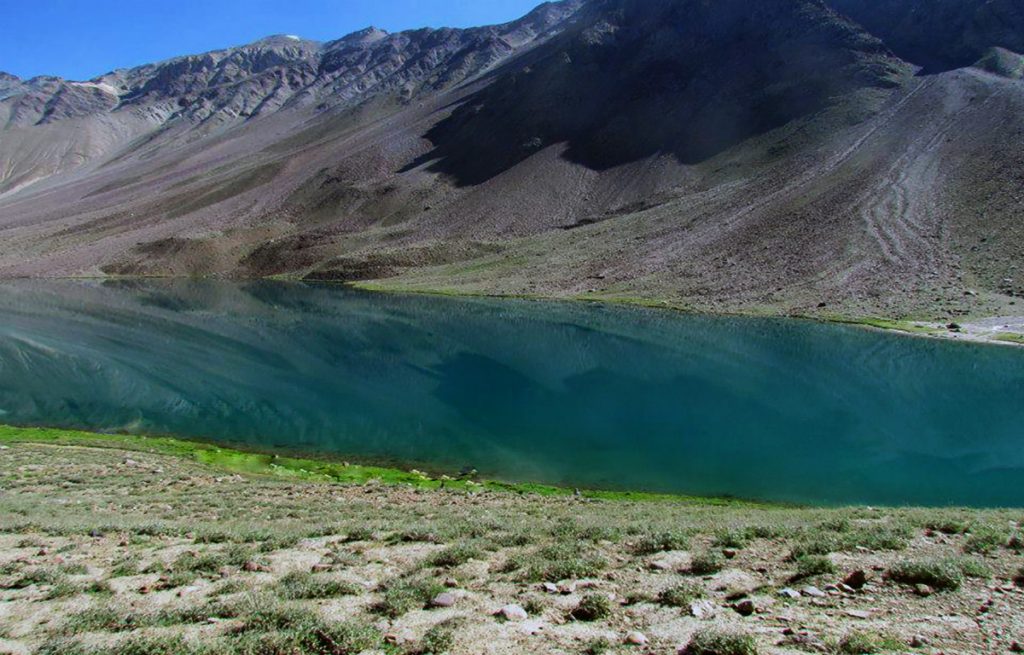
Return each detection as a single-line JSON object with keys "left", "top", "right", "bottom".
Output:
{"left": 0, "top": 0, "right": 1022, "bottom": 322}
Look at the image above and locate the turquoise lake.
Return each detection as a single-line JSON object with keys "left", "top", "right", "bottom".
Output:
{"left": 0, "top": 279, "right": 1022, "bottom": 507}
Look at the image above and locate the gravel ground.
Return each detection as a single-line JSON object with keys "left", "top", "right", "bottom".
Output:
{"left": 1, "top": 439, "right": 1022, "bottom": 655}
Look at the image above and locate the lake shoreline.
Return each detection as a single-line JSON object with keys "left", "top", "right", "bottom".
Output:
{"left": 7, "top": 274, "right": 1024, "bottom": 348}
{"left": 349, "top": 280, "right": 1024, "bottom": 349}
{"left": 0, "top": 425, "right": 763, "bottom": 507}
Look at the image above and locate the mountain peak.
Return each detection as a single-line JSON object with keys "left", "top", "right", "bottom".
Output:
{"left": 339, "top": 26, "right": 390, "bottom": 45}
{"left": 253, "top": 34, "right": 318, "bottom": 47}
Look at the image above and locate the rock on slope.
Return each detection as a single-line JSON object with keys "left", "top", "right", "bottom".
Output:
{"left": 0, "top": 0, "right": 1021, "bottom": 320}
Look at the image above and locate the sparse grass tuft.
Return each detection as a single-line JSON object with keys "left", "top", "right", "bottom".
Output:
{"left": 38, "top": 634, "right": 209, "bottom": 655}
{"left": 570, "top": 593, "right": 612, "bottom": 621}
{"left": 657, "top": 582, "right": 703, "bottom": 608}
{"left": 276, "top": 571, "right": 361, "bottom": 600}
{"left": 887, "top": 558, "right": 966, "bottom": 591}
{"left": 418, "top": 622, "right": 457, "bottom": 654}
{"left": 508, "top": 543, "right": 606, "bottom": 582}
{"left": 170, "top": 551, "right": 226, "bottom": 575}
{"left": 62, "top": 604, "right": 145, "bottom": 634}
{"left": 837, "top": 631, "right": 903, "bottom": 654}
{"left": 4, "top": 566, "right": 67, "bottom": 589}
{"left": 685, "top": 628, "right": 759, "bottom": 655}
{"left": 958, "top": 557, "right": 992, "bottom": 579}
{"left": 922, "top": 518, "right": 970, "bottom": 535}
{"left": 425, "top": 542, "right": 482, "bottom": 568}
{"left": 342, "top": 527, "right": 374, "bottom": 542}
{"left": 374, "top": 578, "right": 445, "bottom": 618}
{"left": 584, "top": 636, "right": 613, "bottom": 655}
{"left": 45, "top": 579, "right": 79, "bottom": 599}
{"left": 632, "top": 530, "right": 690, "bottom": 555}
{"left": 690, "top": 551, "right": 724, "bottom": 575}
{"left": 793, "top": 555, "right": 836, "bottom": 580}
{"left": 110, "top": 557, "right": 140, "bottom": 577}
{"left": 964, "top": 527, "right": 1010, "bottom": 554}
{"left": 713, "top": 528, "right": 750, "bottom": 549}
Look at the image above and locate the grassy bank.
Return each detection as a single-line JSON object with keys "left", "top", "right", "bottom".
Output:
{"left": 1, "top": 426, "right": 1023, "bottom": 654}
{"left": 0, "top": 425, "right": 744, "bottom": 505}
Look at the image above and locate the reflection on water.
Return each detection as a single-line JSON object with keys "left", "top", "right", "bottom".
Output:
{"left": 0, "top": 279, "right": 1022, "bottom": 506}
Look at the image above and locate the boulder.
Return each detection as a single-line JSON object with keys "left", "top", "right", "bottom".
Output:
{"left": 500, "top": 604, "right": 528, "bottom": 621}
{"left": 431, "top": 592, "right": 457, "bottom": 608}
{"left": 625, "top": 631, "right": 649, "bottom": 645}
{"left": 733, "top": 599, "right": 755, "bottom": 616}
{"left": 690, "top": 599, "right": 717, "bottom": 619}
{"left": 843, "top": 570, "right": 868, "bottom": 589}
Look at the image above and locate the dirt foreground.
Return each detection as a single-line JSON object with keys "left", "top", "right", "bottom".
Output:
{"left": 0, "top": 429, "right": 1022, "bottom": 655}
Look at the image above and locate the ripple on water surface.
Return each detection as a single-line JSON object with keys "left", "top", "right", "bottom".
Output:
{"left": 0, "top": 279, "right": 1022, "bottom": 507}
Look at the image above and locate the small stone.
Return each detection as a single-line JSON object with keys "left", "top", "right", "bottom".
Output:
{"left": 557, "top": 581, "right": 577, "bottom": 594}
{"left": 846, "top": 609, "right": 872, "bottom": 619}
{"left": 431, "top": 592, "right": 457, "bottom": 608}
{"left": 310, "top": 563, "right": 332, "bottom": 573}
{"left": 384, "top": 629, "right": 415, "bottom": 646}
{"left": 783, "top": 632, "right": 828, "bottom": 650}
{"left": 542, "top": 582, "right": 559, "bottom": 594}
{"left": 500, "top": 604, "right": 528, "bottom": 621}
{"left": 649, "top": 560, "right": 672, "bottom": 571}
{"left": 733, "top": 599, "right": 755, "bottom": 616}
{"left": 801, "top": 586, "right": 826, "bottom": 598}
{"left": 914, "top": 584, "right": 934, "bottom": 597}
{"left": 723, "top": 549, "right": 738, "bottom": 559}
{"left": 624, "top": 631, "right": 648, "bottom": 646}
{"left": 778, "top": 588, "right": 801, "bottom": 600}
{"left": 520, "top": 619, "right": 545, "bottom": 636}
{"left": 837, "top": 583, "right": 856, "bottom": 594}
{"left": 843, "top": 570, "right": 868, "bottom": 589}
{"left": 690, "top": 599, "right": 717, "bottom": 619}
{"left": 443, "top": 577, "right": 458, "bottom": 588}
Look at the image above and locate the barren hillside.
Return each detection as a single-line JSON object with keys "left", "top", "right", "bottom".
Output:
{"left": 1, "top": 0, "right": 1022, "bottom": 320}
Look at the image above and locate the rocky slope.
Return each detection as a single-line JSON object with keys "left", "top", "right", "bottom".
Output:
{"left": 0, "top": 0, "right": 1022, "bottom": 320}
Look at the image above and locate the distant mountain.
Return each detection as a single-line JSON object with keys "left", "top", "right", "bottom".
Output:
{"left": 0, "top": 0, "right": 1022, "bottom": 321}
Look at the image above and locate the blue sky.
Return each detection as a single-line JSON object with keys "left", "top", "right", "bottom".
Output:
{"left": 0, "top": 0, "right": 545, "bottom": 81}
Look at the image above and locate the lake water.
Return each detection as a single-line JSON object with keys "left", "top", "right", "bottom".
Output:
{"left": 0, "top": 279, "right": 1022, "bottom": 507}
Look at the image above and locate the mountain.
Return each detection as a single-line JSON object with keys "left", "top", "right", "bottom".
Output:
{"left": 0, "top": 0, "right": 1022, "bottom": 321}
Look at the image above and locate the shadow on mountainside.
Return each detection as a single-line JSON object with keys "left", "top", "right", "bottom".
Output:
{"left": 827, "top": 0, "right": 1024, "bottom": 75}
{"left": 400, "top": 0, "right": 906, "bottom": 186}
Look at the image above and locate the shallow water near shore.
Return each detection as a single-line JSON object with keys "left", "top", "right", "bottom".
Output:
{"left": 0, "top": 279, "right": 1022, "bottom": 506}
